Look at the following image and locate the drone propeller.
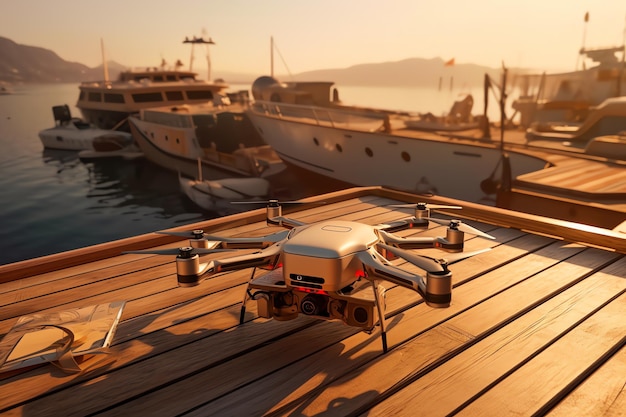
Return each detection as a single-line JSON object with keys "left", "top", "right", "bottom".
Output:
{"left": 230, "top": 199, "right": 326, "bottom": 207}
{"left": 124, "top": 246, "right": 235, "bottom": 257}
{"left": 389, "top": 203, "right": 462, "bottom": 211}
{"left": 427, "top": 218, "right": 495, "bottom": 240}
{"left": 378, "top": 244, "right": 490, "bottom": 273}
{"left": 157, "top": 229, "right": 211, "bottom": 240}
{"left": 197, "top": 229, "right": 290, "bottom": 244}
{"left": 157, "top": 229, "right": 289, "bottom": 244}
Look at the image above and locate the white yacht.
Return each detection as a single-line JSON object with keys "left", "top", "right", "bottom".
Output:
{"left": 76, "top": 36, "right": 229, "bottom": 129}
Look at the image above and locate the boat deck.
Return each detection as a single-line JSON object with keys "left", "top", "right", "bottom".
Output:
{"left": 1, "top": 187, "right": 625, "bottom": 416}
{"left": 395, "top": 125, "right": 626, "bottom": 227}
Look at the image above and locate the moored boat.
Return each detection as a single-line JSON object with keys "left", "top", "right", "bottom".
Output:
{"left": 38, "top": 104, "right": 133, "bottom": 151}
{"left": 512, "top": 44, "right": 626, "bottom": 128}
{"left": 525, "top": 96, "right": 626, "bottom": 144}
{"left": 76, "top": 37, "right": 230, "bottom": 129}
{"left": 128, "top": 102, "right": 286, "bottom": 180}
{"left": 245, "top": 78, "right": 548, "bottom": 203}
{"left": 179, "top": 174, "right": 270, "bottom": 214}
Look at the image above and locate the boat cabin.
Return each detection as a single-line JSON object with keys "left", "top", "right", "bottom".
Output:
{"left": 251, "top": 76, "right": 337, "bottom": 106}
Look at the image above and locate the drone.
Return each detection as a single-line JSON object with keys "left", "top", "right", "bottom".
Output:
{"left": 128, "top": 200, "right": 495, "bottom": 352}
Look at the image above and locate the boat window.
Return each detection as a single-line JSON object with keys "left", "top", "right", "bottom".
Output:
{"left": 166, "top": 91, "right": 184, "bottom": 101}
{"left": 336, "top": 144, "right": 343, "bottom": 152}
{"left": 104, "top": 93, "right": 125, "bottom": 103}
{"left": 365, "top": 147, "right": 373, "bottom": 157}
{"left": 401, "top": 151, "right": 411, "bottom": 162}
{"left": 88, "top": 92, "right": 102, "bottom": 102}
{"left": 132, "top": 92, "right": 164, "bottom": 103}
{"left": 313, "top": 137, "right": 319, "bottom": 146}
{"left": 192, "top": 114, "right": 217, "bottom": 128}
{"left": 153, "top": 75, "right": 164, "bottom": 82}
{"left": 79, "top": 91, "right": 85, "bottom": 100}
{"left": 166, "top": 75, "right": 178, "bottom": 81}
{"left": 186, "top": 90, "right": 214, "bottom": 100}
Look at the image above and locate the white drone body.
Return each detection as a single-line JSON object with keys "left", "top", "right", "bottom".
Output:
{"left": 132, "top": 201, "right": 494, "bottom": 352}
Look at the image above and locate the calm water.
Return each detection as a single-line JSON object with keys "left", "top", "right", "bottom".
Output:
{"left": 0, "top": 82, "right": 492, "bottom": 265}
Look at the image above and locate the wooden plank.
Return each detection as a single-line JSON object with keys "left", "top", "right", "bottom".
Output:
{"left": 362, "top": 254, "right": 626, "bottom": 417}
{"left": 545, "top": 344, "right": 626, "bottom": 417}
{"left": 455, "top": 293, "right": 626, "bottom": 416}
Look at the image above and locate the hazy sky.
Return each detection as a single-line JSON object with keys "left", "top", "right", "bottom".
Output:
{"left": 2, "top": 0, "right": 625, "bottom": 77}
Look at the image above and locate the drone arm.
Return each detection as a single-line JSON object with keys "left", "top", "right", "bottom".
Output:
{"left": 267, "top": 216, "right": 306, "bottom": 229}
{"left": 356, "top": 251, "right": 426, "bottom": 295}
{"left": 178, "top": 245, "right": 282, "bottom": 286}
{"left": 378, "top": 229, "right": 438, "bottom": 249}
{"left": 377, "top": 218, "right": 428, "bottom": 233}
{"left": 209, "top": 245, "right": 281, "bottom": 275}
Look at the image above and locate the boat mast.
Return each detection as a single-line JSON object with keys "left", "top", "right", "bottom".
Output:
{"left": 101, "top": 38, "right": 110, "bottom": 84}
{"left": 271, "top": 36, "right": 274, "bottom": 78}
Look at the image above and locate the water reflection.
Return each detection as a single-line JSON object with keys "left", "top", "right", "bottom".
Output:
{"left": 41, "top": 149, "right": 212, "bottom": 219}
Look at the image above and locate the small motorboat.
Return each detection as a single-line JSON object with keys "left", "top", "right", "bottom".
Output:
{"left": 39, "top": 104, "right": 133, "bottom": 151}
{"left": 78, "top": 135, "right": 144, "bottom": 160}
{"left": 179, "top": 166, "right": 270, "bottom": 214}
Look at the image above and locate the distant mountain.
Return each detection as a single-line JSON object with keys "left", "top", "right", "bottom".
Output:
{"left": 0, "top": 36, "right": 507, "bottom": 87}
{"left": 0, "top": 36, "right": 89, "bottom": 83}
{"left": 289, "top": 57, "right": 501, "bottom": 88}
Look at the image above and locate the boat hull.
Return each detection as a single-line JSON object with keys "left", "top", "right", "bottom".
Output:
{"left": 38, "top": 126, "right": 132, "bottom": 151}
{"left": 128, "top": 115, "right": 285, "bottom": 180}
{"left": 179, "top": 176, "right": 270, "bottom": 214}
{"left": 247, "top": 104, "right": 549, "bottom": 202}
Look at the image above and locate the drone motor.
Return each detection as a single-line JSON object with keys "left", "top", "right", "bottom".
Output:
{"left": 167, "top": 247, "right": 201, "bottom": 287}
{"left": 423, "top": 270, "right": 453, "bottom": 308}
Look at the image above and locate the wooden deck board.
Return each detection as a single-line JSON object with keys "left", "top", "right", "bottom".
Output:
{"left": 0, "top": 187, "right": 624, "bottom": 416}
{"left": 545, "top": 343, "right": 626, "bottom": 417}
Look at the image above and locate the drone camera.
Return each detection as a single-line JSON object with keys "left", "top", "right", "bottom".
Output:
{"left": 300, "top": 294, "right": 327, "bottom": 316}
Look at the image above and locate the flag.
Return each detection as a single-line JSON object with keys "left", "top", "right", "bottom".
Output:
{"left": 584, "top": 12, "right": 589, "bottom": 22}
{"left": 444, "top": 58, "right": 455, "bottom": 66}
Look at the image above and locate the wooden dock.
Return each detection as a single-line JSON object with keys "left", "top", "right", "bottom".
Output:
{"left": 1, "top": 187, "right": 625, "bottom": 416}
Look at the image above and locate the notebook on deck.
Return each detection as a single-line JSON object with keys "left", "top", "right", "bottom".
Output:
{"left": 0, "top": 301, "right": 125, "bottom": 373}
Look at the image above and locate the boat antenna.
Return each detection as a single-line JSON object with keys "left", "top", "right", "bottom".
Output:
{"left": 270, "top": 37, "right": 294, "bottom": 80}
{"left": 183, "top": 35, "right": 215, "bottom": 79}
{"left": 577, "top": 12, "right": 590, "bottom": 70}
{"left": 101, "top": 38, "right": 110, "bottom": 84}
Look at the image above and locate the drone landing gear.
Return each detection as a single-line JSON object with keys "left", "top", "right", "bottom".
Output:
{"left": 372, "top": 280, "right": 388, "bottom": 353}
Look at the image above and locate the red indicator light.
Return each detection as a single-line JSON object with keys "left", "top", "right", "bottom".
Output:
{"left": 355, "top": 269, "right": 367, "bottom": 278}
{"left": 295, "top": 287, "right": 328, "bottom": 295}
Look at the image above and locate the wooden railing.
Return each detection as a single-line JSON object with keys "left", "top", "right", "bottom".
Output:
{"left": 1, "top": 186, "right": 623, "bottom": 283}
